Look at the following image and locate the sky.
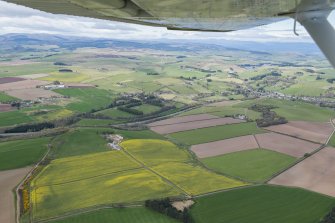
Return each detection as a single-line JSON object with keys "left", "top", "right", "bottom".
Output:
{"left": 0, "top": 0, "right": 334, "bottom": 42}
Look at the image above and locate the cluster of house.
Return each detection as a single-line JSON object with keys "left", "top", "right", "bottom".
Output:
{"left": 106, "top": 134, "right": 124, "bottom": 151}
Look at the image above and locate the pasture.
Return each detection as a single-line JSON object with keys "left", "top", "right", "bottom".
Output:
{"left": 96, "top": 108, "right": 135, "bottom": 118}
{"left": 0, "top": 137, "right": 50, "bottom": 170}
{"left": 50, "top": 207, "right": 179, "bottom": 223}
{"left": 54, "top": 88, "right": 114, "bottom": 112}
{"left": 0, "top": 91, "right": 18, "bottom": 103}
{"left": 239, "top": 98, "right": 335, "bottom": 122}
{"left": 75, "top": 118, "right": 116, "bottom": 127}
{"left": 190, "top": 185, "right": 335, "bottom": 223}
{"left": 152, "top": 162, "right": 247, "bottom": 195}
{"left": 168, "top": 122, "right": 264, "bottom": 145}
{"left": 0, "top": 110, "right": 33, "bottom": 127}
{"left": 201, "top": 149, "right": 296, "bottom": 182}
{"left": 121, "top": 139, "right": 190, "bottom": 166}
{"left": 132, "top": 104, "right": 161, "bottom": 114}
{"left": 31, "top": 168, "right": 181, "bottom": 220}
{"left": 50, "top": 128, "right": 110, "bottom": 158}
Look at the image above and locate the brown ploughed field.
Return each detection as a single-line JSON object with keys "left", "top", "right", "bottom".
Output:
{"left": 191, "top": 135, "right": 259, "bottom": 158}
{"left": 6, "top": 88, "right": 61, "bottom": 100}
{"left": 0, "top": 79, "right": 48, "bottom": 91}
{"left": 150, "top": 117, "right": 244, "bottom": 134}
{"left": 0, "top": 104, "right": 15, "bottom": 112}
{"left": 0, "top": 77, "right": 25, "bottom": 84}
{"left": 264, "top": 121, "right": 334, "bottom": 144}
{"left": 269, "top": 147, "right": 335, "bottom": 197}
{"left": 255, "top": 133, "right": 320, "bottom": 158}
{"left": 0, "top": 167, "right": 31, "bottom": 223}
{"left": 148, "top": 114, "right": 220, "bottom": 127}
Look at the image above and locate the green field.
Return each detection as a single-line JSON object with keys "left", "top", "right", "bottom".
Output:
{"left": 0, "top": 91, "right": 18, "bottom": 103}
{"left": 132, "top": 104, "right": 161, "bottom": 114}
{"left": 180, "top": 102, "right": 261, "bottom": 120}
{"left": 0, "top": 137, "right": 50, "bottom": 170}
{"left": 96, "top": 108, "right": 135, "bottom": 118}
{"left": 190, "top": 185, "right": 335, "bottom": 223}
{"left": 239, "top": 99, "right": 335, "bottom": 122}
{"left": 50, "top": 128, "right": 110, "bottom": 158}
{"left": 32, "top": 168, "right": 181, "bottom": 220}
{"left": 32, "top": 151, "right": 141, "bottom": 186}
{"left": 54, "top": 88, "right": 114, "bottom": 112}
{"left": 202, "top": 149, "right": 296, "bottom": 182}
{"left": 152, "top": 162, "right": 247, "bottom": 195}
{"left": 50, "top": 207, "right": 179, "bottom": 223}
{"left": 168, "top": 122, "right": 264, "bottom": 145}
{"left": 121, "top": 139, "right": 190, "bottom": 166}
{"left": 75, "top": 118, "right": 117, "bottom": 126}
{"left": 0, "top": 110, "right": 33, "bottom": 127}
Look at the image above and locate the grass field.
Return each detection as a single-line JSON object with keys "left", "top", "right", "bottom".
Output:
{"left": 152, "top": 162, "right": 247, "bottom": 195}
{"left": 121, "top": 139, "right": 190, "bottom": 166}
{"left": 168, "top": 122, "right": 264, "bottom": 145}
{"left": 132, "top": 104, "right": 161, "bottom": 114}
{"left": 328, "top": 134, "right": 335, "bottom": 147}
{"left": 34, "top": 109, "right": 74, "bottom": 121}
{"left": 32, "top": 151, "right": 141, "bottom": 186}
{"left": 54, "top": 88, "right": 114, "bottom": 112}
{"left": 0, "top": 137, "right": 50, "bottom": 170}
{"left": 50, "top": 207, "right": 179, "bottom": 223}
{"left": 0, "top": 110, "right": 33, "bottom": 127}
{"left": 180, "top": 103, "right": 261, "bottom": 120}
{"left": 201, "top": 149, "right": 296, "bottom": 182}
{"left": 50, "top": 128, "right": 110, "bottom": 158}
{"left": 0, "top": 91, "right": 18, "bottom": 103}
{"left": 75, "top": 118, "right": 117, "bottom": 126}
{"left": 96, "top": 108, "right": 135, "bottom": 118}
{"left": 239, "top": 99, "right": 335, "bottom": 122}
{"left": 190, "top": 185, "right": 335, "bottom": 223}
{"left": 32, "top": 168, "right": 181, "bottom": 220}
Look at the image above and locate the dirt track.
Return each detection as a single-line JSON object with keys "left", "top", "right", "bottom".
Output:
{"left": 269, "top": 147, "right": 335, "bottom": 197}
{"left": 150, "top": 117, "right": 244, "bottom": 134}
{"left": 255, "top": 133, "right": 320, "bottom": 157}
{"left": 265, "top": 121, "right": 333, "bottom": 144}
{"left": 0, "top": 167, "right": 31, "bottom": 223}
{"left": 191, "top": 135, "right": 259, "bottom": 158}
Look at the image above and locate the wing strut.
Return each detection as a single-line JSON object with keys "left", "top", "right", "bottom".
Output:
{"left": 297, "top": 10, "right": 335, "bottom": 68}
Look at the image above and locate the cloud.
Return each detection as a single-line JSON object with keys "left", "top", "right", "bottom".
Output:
{"left": 0, "top": 0, "right": 334, "bottom": 42}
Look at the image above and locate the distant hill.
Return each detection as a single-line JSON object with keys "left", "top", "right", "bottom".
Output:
{"left": 0, "top": 33, "right": 322, "bottom": 56}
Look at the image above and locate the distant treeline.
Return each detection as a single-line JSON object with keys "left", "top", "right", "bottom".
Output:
{"left": 145, "top": 198, "right": 194, "bottom": 223}
{"left": 250, "top": 71, "right": 281, "bottom": 81}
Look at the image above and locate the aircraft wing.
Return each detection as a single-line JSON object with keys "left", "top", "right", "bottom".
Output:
{"left": 3, "top": 0, "right": 335, "bottom": 67}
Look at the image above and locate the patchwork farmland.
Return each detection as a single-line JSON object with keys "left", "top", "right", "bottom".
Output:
{"left": 3, "top": 35, "right": 335, "bottom": 223}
